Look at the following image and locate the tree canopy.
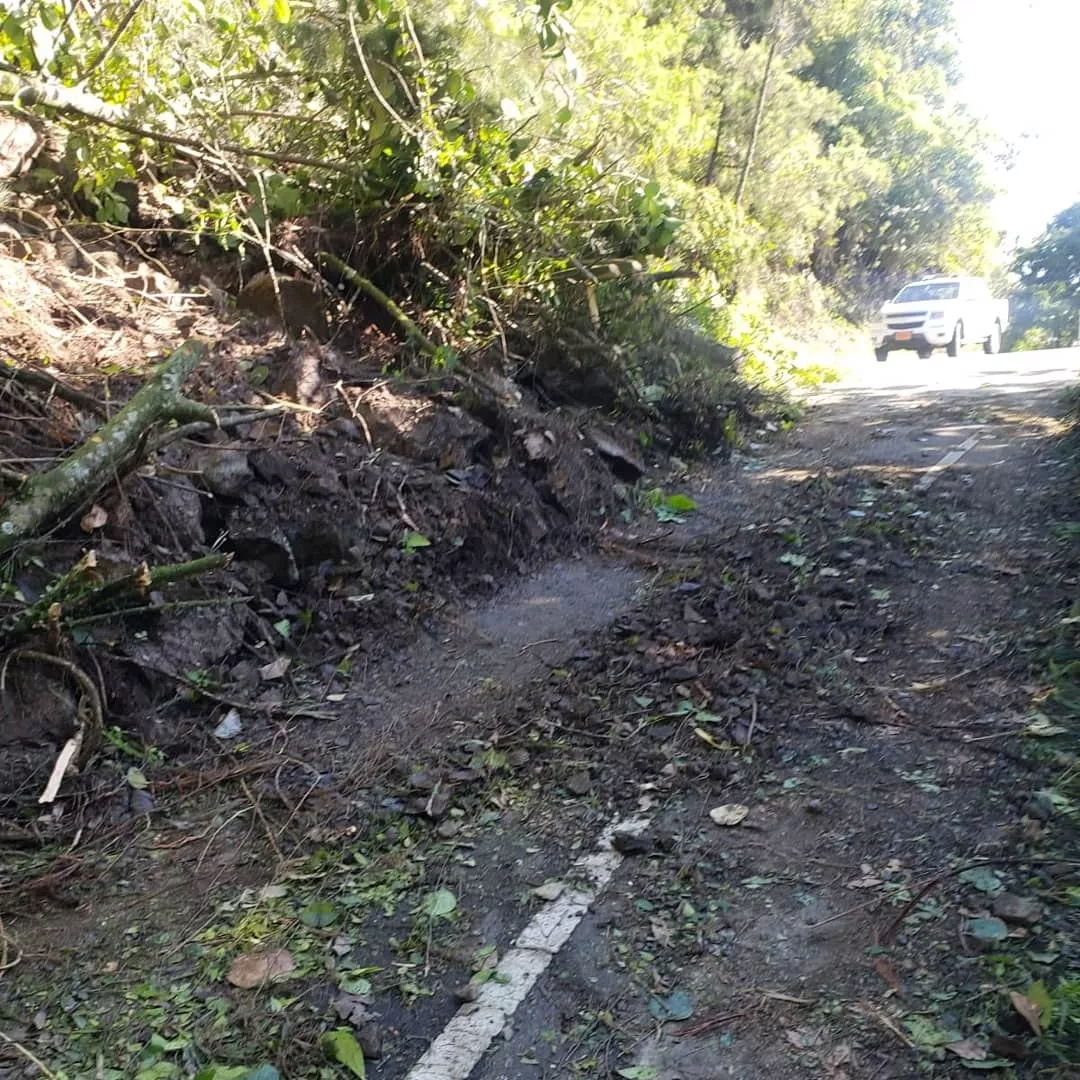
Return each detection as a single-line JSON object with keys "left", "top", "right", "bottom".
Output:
{"left": 1008, "top": 203, "right": 1080, "bottom": 349}
{"left": 0, "top": 0, "right": 1001, "bottom": 369}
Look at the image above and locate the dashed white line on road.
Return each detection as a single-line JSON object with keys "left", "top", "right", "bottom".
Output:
{"left": 915, "top": 433, "right": 980, "bottom": 492}
{"left": 404, "top": 814, "right": 649, "bottom": 1080}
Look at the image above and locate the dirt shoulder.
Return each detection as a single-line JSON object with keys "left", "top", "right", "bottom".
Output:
{"left": 4, "top": 375, "right": 1079, "bottom": 1080}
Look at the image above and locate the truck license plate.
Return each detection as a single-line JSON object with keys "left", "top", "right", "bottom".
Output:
{"left": 895, "top": 330, "right": 912, "bottom": 341}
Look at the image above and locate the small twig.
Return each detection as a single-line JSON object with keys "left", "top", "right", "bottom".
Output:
{"left": 63, "top": 595, "right": 248, "bottom": 629}
{"left": 677, "top": 1010, "right": 749, "bottom": 1037}
{"left": 518, "top": 638, "right": 562, "bottom": 655}
{"left": 0, "top": 1031, "right": 58, "bottom": 1078}
{"left": 240, "top": 778, "right": 285, "bottom": 869}
{"left": 0, "top": 916, "right": 21, "bottom": 974}
{"left": 141, "top": 664, "right": 335, "bottom": 721}
{"left": 806, "top": 893, "right": 888, "bottom": 930}
{"left": 0, "top": 361, "right": 107, "bottom": 418}
{"left": 746, "top": 693, "right": 758, "bottom": 745}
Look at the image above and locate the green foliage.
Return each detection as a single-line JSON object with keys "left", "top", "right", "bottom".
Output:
{"left": 1010, "top": 203, "right": 1080, "bottom": 348}
{"left": 0, "top": 0, "right": 1000, "bottom": 439}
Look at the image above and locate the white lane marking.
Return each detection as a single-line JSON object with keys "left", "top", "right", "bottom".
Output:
{"left": 404, "top": 814, "right": 649, "bottom": 1080}
{"left": 914, "top": 433, "right": 980, "bottom": 492}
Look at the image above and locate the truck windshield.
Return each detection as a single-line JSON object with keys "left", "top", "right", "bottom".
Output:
{"left": 894, "top": 281, "right": 960, "bottom": 302}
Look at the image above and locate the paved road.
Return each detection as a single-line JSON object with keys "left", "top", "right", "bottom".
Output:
{"left": 819, "top": 344, "right": 1080, "bottom": 403}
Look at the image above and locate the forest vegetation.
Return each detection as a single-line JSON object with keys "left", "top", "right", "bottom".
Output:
{"left": 0, "top": 0, "right": 1003, "bottom": 402}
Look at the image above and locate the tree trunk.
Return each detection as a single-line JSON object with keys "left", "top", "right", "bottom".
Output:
{"left": 703, "top": 102, "right": 727, "bottom": 187}
{"left": 735, "top": 34, "right": 778, "bottom": 207}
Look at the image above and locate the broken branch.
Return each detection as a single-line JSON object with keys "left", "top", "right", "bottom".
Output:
{"left": 0, "top": 339, "right": 211, "bottom": 556}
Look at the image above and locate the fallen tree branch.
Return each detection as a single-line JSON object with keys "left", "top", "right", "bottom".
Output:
{"left": 0, "top": 360, "right": 108, "bottom": 419}
{"left": 0, "top": 74, "right": 352, "bottom": 174}
{"left": 0, "top": 551, "right": 233, "bottom": 646}
{"left": 0, "top": 339, "right": 212, "bottom": 557}
{"left": 316, "top": 251, "right": 437, "bottom": 355}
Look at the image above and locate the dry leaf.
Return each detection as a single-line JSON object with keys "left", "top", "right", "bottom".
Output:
{"left": 649, "top": 915, "right": 672, "bottom": 947}
{"left": 871, "top": 956, "right": 903, "bottom": 996}
{"left": 828, "top": 1043, "right": 852, "bottom": 1065}
{"left": 80, "top": 504, "right": 108, "bottom": 532}
{"left": 945, "top": 1038, "right": 988, "bottom": 1061}
{"left": 226, "top": 947, "right": 295, "bottom": 988}
{"left": 1010, "top": 990, "right": 1042, "bottom": 1036}
{"left": 709, "top": 804, "right": 749, "bottom": 827}
{"left": 845, "top": 875, "right": 882, "bottom": 889}
{"left": 259, "top": 656, "right": 291, "bottom": 681}
{"left": 785, "top": 1028, "right": 826, "bottom": 1049}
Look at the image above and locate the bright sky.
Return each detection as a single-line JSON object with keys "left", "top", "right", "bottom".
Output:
{"left": 952, "top": 0, "right": 1080, "bottom": 248}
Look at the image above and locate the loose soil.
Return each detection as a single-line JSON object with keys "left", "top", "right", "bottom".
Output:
{"left": 0, "top": 226, "right": 1078, "bottom": 1080}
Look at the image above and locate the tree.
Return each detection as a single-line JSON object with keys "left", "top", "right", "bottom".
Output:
{"left": 1010, "top": 203, "right": 1080, "bottom": 347}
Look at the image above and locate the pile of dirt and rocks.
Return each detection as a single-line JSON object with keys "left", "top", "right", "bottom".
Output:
{"left": 0, "top": 213, "right": 662, "bottom": 812}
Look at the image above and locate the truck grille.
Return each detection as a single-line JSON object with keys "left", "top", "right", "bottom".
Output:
{"left": 887, "top": 311, "right": 927, "bottom": 330}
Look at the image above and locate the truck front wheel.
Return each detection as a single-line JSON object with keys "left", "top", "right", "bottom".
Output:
{"left": 875, "top": 346, "right": 889, "bottom": 363}
{"left": 983, "top": 320, "right": 1002, "bottom": 355}
{"left": 946, "top": 322, "right": 963, "bottom": 357}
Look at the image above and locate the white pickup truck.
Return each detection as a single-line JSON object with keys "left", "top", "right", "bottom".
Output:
{"left": 871, "top": 276, "right": 1008, "bottom": 362}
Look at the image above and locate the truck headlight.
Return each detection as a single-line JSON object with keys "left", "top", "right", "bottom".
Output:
{"left": 929, "top": 309, "right": 945, "bottom": 320}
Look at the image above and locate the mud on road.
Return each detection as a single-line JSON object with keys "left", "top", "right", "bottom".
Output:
{"left": 4, "top": 374, "right": 1080, "bottom": 1080}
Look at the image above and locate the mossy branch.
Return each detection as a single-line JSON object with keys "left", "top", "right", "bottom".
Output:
{"left": 0, "top": 339, "right": 212, "bottom": 557}
{"left": 316, "top": 251, "right": 437, "bottom": 355}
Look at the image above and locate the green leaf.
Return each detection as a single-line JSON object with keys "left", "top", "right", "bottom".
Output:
{"left": 401, "top": 530, "right": 431, "bottom": 552}
{"left": 245, "top": 1068, "right": 281, "bottom": 1080}
{"left": 647, "top": 989, "right": 692, "bottom": 1022}
{"left": 779, "top": 552, "right": 808, "bottom": 568}
{"left": 957, "top": 866, "right": 1002, "bottom": 894}
{"left": 423, "top": 888, "right": 457, "bottom": 919}
{"left": 965, "top": 917, "right": 1008, "bottom": 943}
{"left": 126, "top": 767, "right": 148, "bottom": 790}
{"left": 321, "top": 1029, "right": 366, "bottom": 1078}
{"left": 663, "top": 494, "right": 697, "bottom": 513}
{"left": 1025, "top": 980, "right": 1054, "bottom": 1028}
{"left": 300, "top": 901, "right": 339, "bottom": 927}
{"left": 272, "top": 0, "right": 292, "bottom": 23}
{"left": 272, "top": 618, "right": 291, "bottom": 639}
{"left": 617, "top": 1069, "right": 658, "bottom": 1080}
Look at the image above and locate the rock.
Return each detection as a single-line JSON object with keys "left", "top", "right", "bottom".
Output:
{"left": 0, "top": 117, "right": 43, "bottom": 177}
{"left": 611, "top": 829, "right": 652, "bottom": 856}
{"left": 1022, "top": 792, "right": 1055, "bottom": 822}
{"left": 238, "top": 273, "right": 327, "bottom": 338}
{"left": 804, "top": 799, "right": 823, "bottom": 814}
{"left": 356, "top": 1021, "right": 383, "bottom": 1059}
{"left": 358, "top": 386, "right": 490, "bottom": 464}
{"left": 202, "top": 451, "right": 253, "bottom": 497}
{"left": 533, "top": 881, "right": 565, "bottom": 901}
{"left": 454, "top": 983, "right": 479, "bottom": 1003}
{"left": 992, "top": 892, "right": 1042, "bottom": 926}
{"left": 524, "top": 430, "right": 557, "bottom": 462}
{"left": 585, "top": 427, "right": 645, "bottom": 482}
{"left": 663, "top": 663, "right": 699, "bottom": 682}
{"left": 249, "top": 450, "right": 301, "bottom": 486}
{"left": 566, "top": 771, "right": 592, "bottom": 796}
{"left": 408, "top": 770, "right": 442, "bottom": 792}
{"left": 436, "top": 820, "right": 460, "bottom": 839}
{"left": 130, "top": 788, "right": 154, "bottom": 814}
